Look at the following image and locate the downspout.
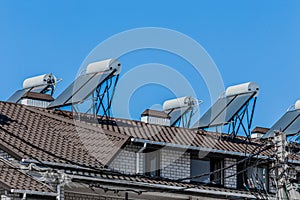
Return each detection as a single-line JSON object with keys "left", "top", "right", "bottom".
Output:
{"left": 22, "top": 192, "right": 27, "bottom": 200}
{"left": 136, "top": 143, "right": 147, "bottom": 174}
{"left": 57, "top": 183, "right": 63, "bottom": 200}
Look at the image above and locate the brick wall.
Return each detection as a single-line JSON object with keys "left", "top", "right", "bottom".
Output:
{"left": 224, "top": 158, "right": 237, "bottom": 188}
{"left": 161, "top": 149, "right": 190, "bottom": 180}
{"left": 109, "top": 144, "right": 143, "bottom": 175}
{"left": 109, "top": 145, "right": 191, "bottom": 180}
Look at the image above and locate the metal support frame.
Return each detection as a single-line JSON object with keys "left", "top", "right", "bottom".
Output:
{"left": 226, "top": 97, "right": 257, "bottom": 138}
{"left": 71, "top": 74, "right": 119, "bottom": 119}
{"left": 40, "top": 85, "right": 55, "bottom": 96}
{"left": 173, "top": 106, "right": 198, "bottom": 128}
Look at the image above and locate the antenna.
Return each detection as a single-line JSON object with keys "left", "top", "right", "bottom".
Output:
{"left": 48, "top": 58, "right": 121, "bottom": 118}
{"left": 193, "top": 82, "right": 259, "bottom": 138}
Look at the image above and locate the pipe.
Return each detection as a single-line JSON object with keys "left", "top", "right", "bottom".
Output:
{"left": 136, "top": 143, "right": 147, "bottom": 174}
{"left": 56, "top": 183, "right": 64, "bottom": 200}
{"left": 22, "top": 193, "right": 26, "bottom": 200}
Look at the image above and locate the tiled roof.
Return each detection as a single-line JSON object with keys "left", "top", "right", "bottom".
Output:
{"left": 0, "top": 157, "right": 54, "bottom": 193}
{"left": 0, "top": 101, "right": 130, "bottom": 168}
{"left": 75, "top": 173, "right": 267, "bottom": 199}
{"left": 50, "top": 111, "right": 276, "bottom": 158}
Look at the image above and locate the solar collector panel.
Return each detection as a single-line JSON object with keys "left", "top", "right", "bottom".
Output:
{"left": 193, "top": 95, "right": 236, "bottom": 128}
{"left": 284, "top": 114, "right": 300, "bottom": 136}
{"left": 168, "top": 107, "right": 190, "bottom": 126}
{"left": 210, "top": 92, "right": 255, "bottom": 127}
{"left": 262, "top": 110, "right": 300, "bottom": 138}
{"left": 7, "top": 89, "right": 29, "bottom": 103}
{"left": 65, "top": 71, "right": 113, "bottom": 105}
{"left": 48, "top": 73, "right": 95, "bottom": 108}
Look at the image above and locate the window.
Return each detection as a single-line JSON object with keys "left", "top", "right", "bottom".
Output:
{"left": 191, "top": 159, "right": 210, "bottom": 183}
{"left": 145, "top": 151, "right": 160, "bottom": 177}
{"left": 211, "top": 159, "right": 224, "bottom": 185}
{"left": 190, "top": 157, "right": 224, "bottom": 185}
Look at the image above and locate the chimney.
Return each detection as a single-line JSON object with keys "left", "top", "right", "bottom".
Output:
{"left": 141, "top": 109, "right": 171, "bottom": 126}
{"left": 251, "top": 126, "right": 270, "bottom": 139}
{"left": 19, "top": 92, "right": 54, "bottom": 108}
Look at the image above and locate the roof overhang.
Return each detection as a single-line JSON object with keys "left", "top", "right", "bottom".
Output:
{"left": 71, "top": 175, "right": 257, "bottom": 199}
{"left": 131, "top": 138, "right": 300, "bottom": 164}
{"left": 10, "top": 189, "right": 57, "bottom": 197}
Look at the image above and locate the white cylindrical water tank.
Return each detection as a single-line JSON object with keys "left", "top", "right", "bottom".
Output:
{"left": 86, "top": 58, "right": 121, "bottom": 75}
{"left": 23, "top": 74, "right": 57, "bottom": 89}
{"left": 163, "top": 96, "right": 194, "bottom": 111}
{"left": 225, "top": 82, "right": 259, "bottom": 97}
{"left": 294, "top": 100, "right": 300, "bottom": 110}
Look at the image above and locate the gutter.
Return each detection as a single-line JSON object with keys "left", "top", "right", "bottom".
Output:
{"left": 131, "top": 138, "right": 270, "bottom": 159}
{"left": 71, "top": 175, "right": 256, "bottom": 199}
{"left": 11, "top": 189, "right": 57, "bottom": 197}
{"left": 131, "top": 138, "right": 300, "bottom": 164}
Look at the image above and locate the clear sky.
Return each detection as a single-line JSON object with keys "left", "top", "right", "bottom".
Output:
{"left": 0, "top": 0, "right": 300, "bottom": 129}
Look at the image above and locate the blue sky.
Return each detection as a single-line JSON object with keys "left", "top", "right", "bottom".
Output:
{"left": 0, "top": 1, "right": 300, "bottom": 129}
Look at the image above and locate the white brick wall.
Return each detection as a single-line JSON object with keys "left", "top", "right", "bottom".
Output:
{"left": 224, "top": 158, "right": 237, "bottom": 188}
{"left": 109, "top": 145, "right": 190, "bottom": 180}
{"left": 161, "top": 149, "right": 190, "bottom": 180}
{"left": 109, "top": 144, "right": 143, "bottom": 175}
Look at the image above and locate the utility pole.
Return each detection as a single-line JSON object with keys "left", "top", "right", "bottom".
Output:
{"left": 274, "top": 131, "right": 288, "bottom": 200}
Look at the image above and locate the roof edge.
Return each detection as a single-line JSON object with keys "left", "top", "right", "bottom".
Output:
{"left": 10, "top": 189, "right": 57, "bottom": 197}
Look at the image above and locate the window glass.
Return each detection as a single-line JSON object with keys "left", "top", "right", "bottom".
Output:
{"left": 211, "top": 159, "right": 224, "bottom": 185}
{"left": 145, "top": 151, "right": 160, "bottom": 177}
{"left": 191, "top": 159, "right": 210, "bottom": 183}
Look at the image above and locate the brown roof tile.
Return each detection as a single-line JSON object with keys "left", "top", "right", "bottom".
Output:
{"left": 86, "top": 173, "right": 267, "bottom": 198}
{"left": 21, "top": 92, "right": 54, "bottom": 101}
{"left": 0, "top": 101, "right": 130, "bottom": 168}
{"left": 252, "top": 126, "right": 270, "bottom": 134}
{"left": 47, "top": 110, "right": 279, "bottom": 159}
{"left": 0, "top": 157, "right": 54, "bottom": 193}
{"left": 141, "top": 109, "right": 170, "bottom": 119}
